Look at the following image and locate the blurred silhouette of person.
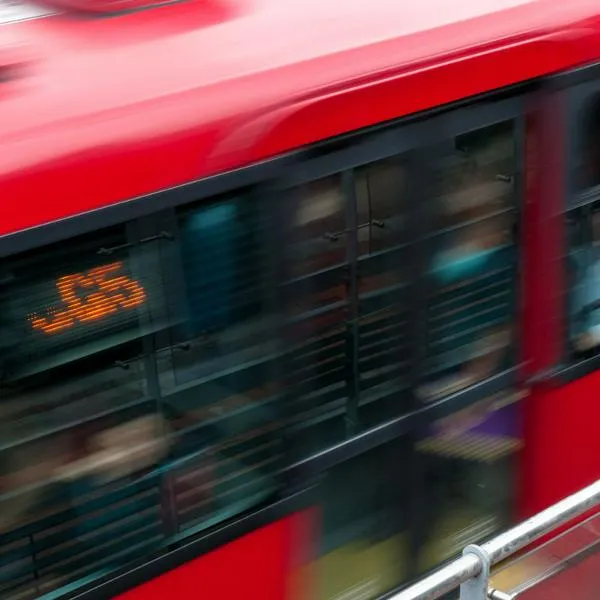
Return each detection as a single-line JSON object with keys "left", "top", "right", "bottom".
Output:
{"left": 0, "top": 436, "right": 69, "bottom": 532}
{"left": 421, "top": 129, "right": 514, "bottom": 405}
{"left": 55, "top": 413, "right": 170, "bottom": 484}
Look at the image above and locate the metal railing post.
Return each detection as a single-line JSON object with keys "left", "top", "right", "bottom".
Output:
{"left": 460, "top": 545, "right": 490, "bottom": 600}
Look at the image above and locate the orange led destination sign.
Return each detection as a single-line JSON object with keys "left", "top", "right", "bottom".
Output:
{"left": 29, "top": 261, "right": 147, "bottom": 335}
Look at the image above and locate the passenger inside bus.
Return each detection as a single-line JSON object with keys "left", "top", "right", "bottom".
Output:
{"left": 0, "top": 254, "right": 172, "bottom": 538}
{"left": 54, "top": 413, "right": 169, "bottom": 484}
{"left": 415, "top": 124, "right": 519, "bottom": 570}
{"left": 421, "top": 126, "right": 515, "bottom": 404}
{"left": 0, "top": 409, "right": 170, "bottom": 528}
{"left": 0, "top": 437, "right": 68, "bottom": 532}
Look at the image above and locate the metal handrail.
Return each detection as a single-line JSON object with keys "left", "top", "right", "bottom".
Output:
{"left": 390, "top": 479, "right": 600, "bottom": 600}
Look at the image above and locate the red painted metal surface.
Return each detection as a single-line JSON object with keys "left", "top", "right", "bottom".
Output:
{"left": 518, "top": 90, "right": 567, "bottom": 521}
{"left": 113, "top": 510, "right": 315, "bottom": 600}
{"left": 521, "top": 553, "right": 600, "bottom": 600}
{"left": 522, "top": 372, "right": 600, "bottom": 517}
{"left": 1, "top": 0, "right": 600, "bottom": 236}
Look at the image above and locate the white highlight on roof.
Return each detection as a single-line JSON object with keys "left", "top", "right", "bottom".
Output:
{"left": 0, "top": 0, "right": 53, "bottom": 24}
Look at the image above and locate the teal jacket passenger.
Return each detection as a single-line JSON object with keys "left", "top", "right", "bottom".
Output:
{"left": 425, "top": 242, "right": 514, "bottom": 396}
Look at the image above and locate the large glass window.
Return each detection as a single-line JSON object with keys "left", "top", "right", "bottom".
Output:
{"left": 414, "top": 121, "right": 521, "bottom": 573}
{"left": 155, "top": 194, "right": 282, "bottom": 537}
{"left": 415, "top": 391, "right": 522, "bottom": 573}
{"left": 0, "top": 226, "right": 168, "bottom": 599}
{"left": 285, "top": 122, "right": 518, "bottom": 457}
{"left": 0, "top": 203, "right": 284, "bottom": 598}
{"left": 284, "top": 162, "right": 410, "bottom": 457}
{"left": 307, "top": 440, "right": 410, "bottom": 600}
{"left": 420, "top": 122, "right": 517, "bottom": 401}
{"left": 568, "top": 95, "right": 600, "bottom": 358}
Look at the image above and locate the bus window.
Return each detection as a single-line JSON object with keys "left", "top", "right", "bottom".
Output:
{"left": 284, "top": 175, "right": 350, "bottom": 455}
{"left": 415, "top": 391, "right": 521, "bottom": 572}
{"left": 568, "top": 96, "right": 600, "bottom": 356}
{"left": 421, "top": 122, "right": 517, "bottom": 401}
{"left": 284, "top": 165, "right": 411, "bottom": 451}
{"left": 0, "top": 226, "right": 169, "bottom": 594}
{"left": 0, "top": 226, "right": 166, "bottom": 448}
{"left": 569, "top": 204, "right": 600, "bottom": 355}
{"left": 168, "top": 195, "right": 278, "bottom": 385}
{"left": 311, "top": 439, "right": 410, "bottom": 600}
{"left": 291, "top": 175, "right": 346, "bottom": 274}
{"left": 355, "top": 159, "right": 411, "bottom": 426}
{"left": 160, "top": 194, "right": 281, "bottom": 536}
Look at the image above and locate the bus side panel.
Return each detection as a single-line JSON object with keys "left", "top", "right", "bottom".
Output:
{"left": 115, "top": 510, "right": 315, "bottom": 600}
{"left": 520, "top": 372, "right": 600, "bottom": 518}
{"left": 519, "top": 90, "right": 566, "bottom": 521}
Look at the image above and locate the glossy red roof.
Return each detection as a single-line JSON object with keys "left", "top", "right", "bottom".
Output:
{"left": 1, "top": 0, "right": 600, "bottom": 236}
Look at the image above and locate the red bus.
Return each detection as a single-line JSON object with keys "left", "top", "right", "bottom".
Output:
{"left": 1, "top": 0, "right": 600, "bottom": 598}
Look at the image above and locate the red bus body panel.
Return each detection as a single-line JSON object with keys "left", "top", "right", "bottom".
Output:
{"left": 522, "top": 373, "right": 600, "bottom": 517}
{"left": 1, "top": 0, "right": 600, "bottom": 236}
{"left": 114, "top": 510, "right": 315, "bottom": 600}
